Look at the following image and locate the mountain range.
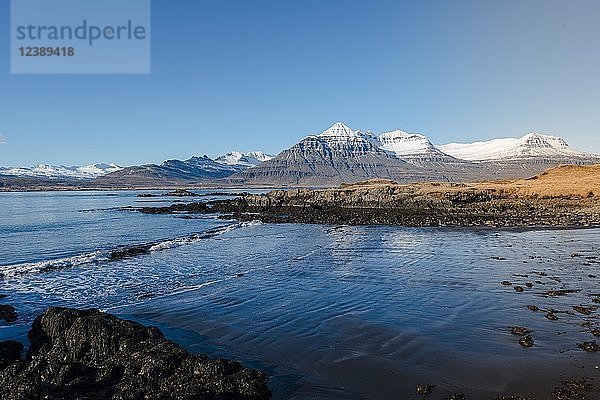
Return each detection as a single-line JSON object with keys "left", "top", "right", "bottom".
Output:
{"left": 0, "top": 152, "right": 274, "bottom": 184}
{"left": 238, "top": 122, "right": 600, "bottom": 185}
{"left": 0, "top": 163, "right": 122, "bottom": 180}
{"left": 95, "top": 152, "right": 273, "bottom": 186}
{"left": 1, "top": 123, "right": 599, "bottom": 188}
{"left": 439, "top": 133, "right": 595, "bottom": 161}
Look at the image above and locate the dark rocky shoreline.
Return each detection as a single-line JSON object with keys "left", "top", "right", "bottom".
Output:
{"left": 0, "top": 307, "right": 271, "bottom": 400}
{"left": 138, "top": 186, "right": 600, "bottom": 229}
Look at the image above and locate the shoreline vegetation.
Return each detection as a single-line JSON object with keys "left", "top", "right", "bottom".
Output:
{"left": 139, "top": 165, "right": 600, "bottom": 229}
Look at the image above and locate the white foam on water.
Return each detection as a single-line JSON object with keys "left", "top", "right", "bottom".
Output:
{"left": 0, "top": 221, "right": 263, "bottom": 278}
{"left": 0, "top": 251, "right": 109, "bottom": 278}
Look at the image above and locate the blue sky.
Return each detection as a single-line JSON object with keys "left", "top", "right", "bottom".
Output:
{"left": 1, "top": 0, "right": 599, "bottom": 167}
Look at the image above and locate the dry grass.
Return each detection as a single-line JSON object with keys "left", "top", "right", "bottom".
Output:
{"left": 345, "top": 164, "right": 600, "bottom": 198}
{"left": 477, "top": 164, "right": 600, "bottom": 197}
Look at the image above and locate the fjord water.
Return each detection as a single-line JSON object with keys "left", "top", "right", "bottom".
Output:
{"left": 1, "top": 191, "right": 599, "bottom": 399}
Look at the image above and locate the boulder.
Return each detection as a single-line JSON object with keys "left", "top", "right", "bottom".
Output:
{"left": 0, "top": 304, "right": 18, "bottom": 323}
{"left": 0, "top": 307, "right": 271, "bottom": 400}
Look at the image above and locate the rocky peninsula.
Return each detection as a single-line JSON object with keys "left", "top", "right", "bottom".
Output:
{"left": 0, "top": 307, "right": 271, "bottom": 400}
{"left": 140, "top": 164, "right": 600, "bottom": 228}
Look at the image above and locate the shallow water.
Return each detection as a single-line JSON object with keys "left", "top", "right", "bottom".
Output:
{"left": 1, "top": 191, "right": 599, "bottom": 399}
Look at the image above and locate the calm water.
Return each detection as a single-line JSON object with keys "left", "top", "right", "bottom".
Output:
{"left": 1, "top": 191, "right": 599, "bottom": 399}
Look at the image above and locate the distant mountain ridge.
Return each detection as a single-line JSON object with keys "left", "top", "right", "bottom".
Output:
{"left": 215, "top": 151, "right": 274, "bottom": 168}
{"left": 2, "top": 123, "right": 598, "bottom": 189}
{"left": 236, "top": 122, "right": 600, "bottom": 186}
{"left": 95, "top": 151, "right": 273, "bottom": 186}
{"left": 1, "top": 151, "right": 274, "bottom": 186}
{"left": 378, "top": 130, "right": 467, "bottom": 165}
{"left": 0, "top": 163, "right": 122, "bottom": 180}
{"left": 439, "top": 132, "right": 596, "bottom": 161}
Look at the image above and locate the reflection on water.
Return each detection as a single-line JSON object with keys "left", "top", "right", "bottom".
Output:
{"left": 1, "top": 191, "right": 600, "bottom": 399}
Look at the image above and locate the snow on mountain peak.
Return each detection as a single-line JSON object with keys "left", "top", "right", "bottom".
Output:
{"left": 319, "top": 122, "right": 360, "bottom": 138}
{"left": 518, "top": 132, "right": 554, "bottom": 148}
{"left": 77, "top": 163, "right": 122, "bottom": 176}
{"left": 519, "top": 132, "right": 570, "bottom": 149}
{"left": 215, "top": 151, "right": 274, "bottom": 167}
{"left": 0, "top": 162, "right": 122, "bottom": 180}
{"left": 440, "top": 132, "right": 592, "bottom": 161}
{"left": 246, "top": 151, "right": 274, "bottom": 162}
{"left": 217, "top": 151, "right": 245, "bottom": 165}
{"left": 378, "top": 130, "right": 438, "bottom": 156}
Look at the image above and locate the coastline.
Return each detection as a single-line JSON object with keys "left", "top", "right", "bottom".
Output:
{"left": 3, "top": 189, "right": 600, "bottom": 399}
{"left": 3, "top": 166, "right": 600, "bottom": 398}
{"left": 134, "top": 165, "right": 600, "bottom": 229}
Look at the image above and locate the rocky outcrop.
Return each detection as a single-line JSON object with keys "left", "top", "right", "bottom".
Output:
{"left": 219, "top": 196, "right": 600, "bottom": 228}
{"left": 0, "top": 307, "right": 271, "bottom": 400}
{"left": 139, "top": 165, "right": 600, "bottom": 228}
{"left": 163, "top": 189, "right": 200, "bottom": 197}
{"left": 139, "top": 201, "right": 210, "bottom": 214}
{"left": 228, "top": 173, "right": 600, "bottom": 227}
{"left": 0, "top": 341, "right": 22, "bottom": 370}
{"left": 0, "top": 304, "right": 18, "bottom": 323}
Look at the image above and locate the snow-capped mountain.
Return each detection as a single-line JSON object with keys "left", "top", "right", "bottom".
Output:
{"left": 0, "top": 163, "right": 122, "bottom": 180}
{"left": 237, "top": 122, "right": 600, "bottom": 186}
{"left": 312, "top": 122, "right": 385, "bottom": 154}
{"left": 318, "top": 121, "right": 368, "bottom": 143}
{"left": 97, "top": 156, "right": 240, "bottom": 186}
{"left": 378, "top": 130, "right": 436, "bottom": 156}
{"left": 4, "top": 123, "right": 598, "bottom": 188}
{"left": 96, "top": 152, "right": 273, "bottom": 186}
{"left": 3, "top": 151, "right": 275, "bottom": 186}
{"left": 239, "top": 122, "right": 448, "bottom": 186}
{"left": 439, "top": 132, "right": 597, "bottom": 162}
{"left": 215, "top": 151, "right": 274, "bottom": 168}
{"left": 76, "top": 163, "right": 123, "bottom": 176}
{"left": 378, "top": 130, "right": 464, "bottom": 165}
{"left": 161, "top": 156, "right": 240, "bottom": 176}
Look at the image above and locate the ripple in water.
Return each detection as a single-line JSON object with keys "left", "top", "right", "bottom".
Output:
{"left": 1, "top": 192, "right": 600, "bottom": 399}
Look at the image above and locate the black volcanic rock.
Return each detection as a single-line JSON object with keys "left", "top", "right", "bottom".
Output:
{"left": 0, "top": 341, "right": 23, "bottom": 369}
{"left": 163, "top": 189, "right": 199, "bottom": 197}
{"left": 0, "top": 307, "right": 271, "bottom": 400}
{"left": 109, "top": 244, "right": 153, "bottom": 260}
{"left": 0, "top": 304, "right": 18, "bottom": 323}
{"left": 139, "top": 201, "right": 211, "bottom": 214}
{"left": 137, "top": 184, "right": 600, "bottom": 228}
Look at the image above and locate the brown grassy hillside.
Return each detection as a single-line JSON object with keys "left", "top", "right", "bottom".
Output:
{"left": 346, "top": 164, "right": 600, "bottom": 198}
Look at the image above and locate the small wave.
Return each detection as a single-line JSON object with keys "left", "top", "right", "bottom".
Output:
{"left": 147, "top": 221, "right": 261, "bottom": 252}
{"left": 0, "top": 251, "right": 109, "bottom": 277}
{"left": 0, "top": 221, "right": 263, "bottom": 279}
{"left": 79, "top": 206, "right": 136, "bottom": 213}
